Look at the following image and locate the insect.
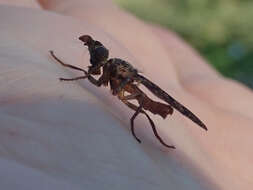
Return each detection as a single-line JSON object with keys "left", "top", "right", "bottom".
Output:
{"left": 50, "top": 35, "right": 207, "bottom": 149}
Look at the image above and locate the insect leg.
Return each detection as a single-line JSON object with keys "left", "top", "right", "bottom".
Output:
{"left": 147, "top": 115, "right": 175, "bottom": 149}
{"left": 122, "top": 100, "right": 142, "bottom": 143}
{"left": 84, "top": 70, "right": 109, "bottom": 87}
{"left": 50, "top": 51, "right": 88, "bottom": 74}
{"left": 130, "top": 102, "right": 143, "bottom": 143}
{"left": 119, "top": 91, "right": 175, "bottom": 148}
{"left": 113, "top": 78, "right": 132, "bottom": 95}
{"left": 59, "top": 76, "right": 88, "bottom": 81}
{"left": 85, "top": 63, "right": 110, "bottom": 87}
{"left": 50, "top": 50, "right": 109, "bottom": 87}
{"left": 133, "top": 100, "right": 175, "bottom": 148}
{"left": 118, "top": 90, "right": 142, "bottom": 142}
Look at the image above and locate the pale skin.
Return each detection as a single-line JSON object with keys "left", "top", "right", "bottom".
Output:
{"left": 0, "top": 0, "right": 253, "bottom": 189}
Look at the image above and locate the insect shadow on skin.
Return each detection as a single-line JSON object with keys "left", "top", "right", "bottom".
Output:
{"left": 49, "top": 35, "right": 207, "bottom": 149}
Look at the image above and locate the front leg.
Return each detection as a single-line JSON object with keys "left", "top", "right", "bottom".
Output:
{"left": 59, "top": 76, "right": 88, "bottom": 81}
{"left": 86, "top": 75, "right": 103, "bottom": 87}
{"left": 57, "top": 72, "right": 103, "bottom": 86}
{"left": 50, "top": 50, "right": 110, "bottom": 87}
{"left": 50, "top": 51, "right": 87, "bottom": 73}
{"left": 87, "top": 62, "right": 111, "bottom": 87}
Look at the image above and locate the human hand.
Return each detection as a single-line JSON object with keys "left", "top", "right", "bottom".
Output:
{"left": 0, "top": 0, "right": 252, "bottom": 189}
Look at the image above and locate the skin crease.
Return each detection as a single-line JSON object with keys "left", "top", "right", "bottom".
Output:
{"left": 0, "top": 0, "right": 253, "bottom": 189}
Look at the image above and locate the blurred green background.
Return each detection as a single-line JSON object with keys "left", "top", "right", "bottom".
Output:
{"left": 115, "top": 0, "right": 253, "bottom": 88}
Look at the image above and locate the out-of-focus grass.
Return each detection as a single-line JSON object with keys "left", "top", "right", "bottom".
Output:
{"left": 115, "top": 0, "right": 253, "bottom": 88}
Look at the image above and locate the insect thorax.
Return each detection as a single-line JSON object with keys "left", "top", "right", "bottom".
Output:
{"left": 108, "top": 58, "right": 138, "bottom": 79}
{"left": 89, "top": 42, "right": 109, "bottom": 66}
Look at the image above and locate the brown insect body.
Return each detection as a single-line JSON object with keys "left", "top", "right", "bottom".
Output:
{"left": 50, "top": 35, "right": 207, "bottom": 149}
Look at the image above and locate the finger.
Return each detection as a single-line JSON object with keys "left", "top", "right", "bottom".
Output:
{"left": 0, "top": 0, "right": 41, "bottom": 9}
{"left": 150, "top": 25, "right": 220, "bottom": 80}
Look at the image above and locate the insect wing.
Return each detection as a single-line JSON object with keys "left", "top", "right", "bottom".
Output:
{"left": 138, "top": 74, "right": 207, "bottom": 130}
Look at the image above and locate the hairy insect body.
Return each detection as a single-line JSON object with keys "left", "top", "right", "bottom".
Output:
{"left": 109, "top": 58, "right": 138, "bottom": 79}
